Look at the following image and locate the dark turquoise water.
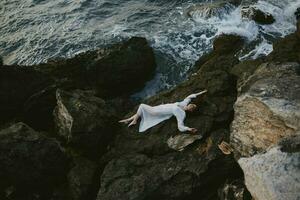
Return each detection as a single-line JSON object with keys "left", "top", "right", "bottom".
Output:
{"left": 0, "top": 0, "right": 299, "bottom": 97}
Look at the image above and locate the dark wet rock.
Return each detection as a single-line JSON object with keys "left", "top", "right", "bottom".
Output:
{"left": 22, "top": 84, "right": 58, "bottom": 131}
{"left": 96, "top": 34, "right": 244, "bottom": 200}
{"left": 98, "top": 130, "right": 240, "bottom": 200}
{"left": 68, "top": 156, "right": 98, "bottom": 200}
{"left": 54, "top": 89, "right": 119, "bottom": 158}
{"left": 35, "top": 37, "right": 156, "bottom": 98}
{"left": 0, "top": 37, "right": 154, "bottom": 132}
{"left": 267, "top": 33, "right": 300, "bottom": 63}
{"left": 241, "top": 6, "right": 275, "bottom": 25}
{"left": 0, "top": 65, "right": 54, "bottom": 126}
{"left": 230, "top": 58, "right": 264, "bottom": 94}
{"left": 194, "top": 34, "right": 244, "bottom": 72}
{"left": 0, "top": 122, "right": 70, "bottom": 198}
{"left": 295, "top": 7, "right": 300, "bottom": 20}
{"left": 0, "top": 57, "right": 3, "bottom": 66}
{"left": 218, "top": 179, "right": 252, "bottom": 200}
{"left": 279, "top": 134, "right": 300, "bottom": 153}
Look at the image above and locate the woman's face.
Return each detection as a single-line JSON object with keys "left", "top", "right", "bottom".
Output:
{"left": 186, "top": 104, "right": 197, "bottom": 112}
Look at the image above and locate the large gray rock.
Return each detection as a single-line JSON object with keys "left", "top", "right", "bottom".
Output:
{"left": 167, "top": 134, "right": 202, "bottom": 151}
{"left": 0, "top": 122, "right": 70, "bottom": 198}
{"left": 54, "top": 89, "right": 119, "bottom": 158}
{"left": 231, "top": 62, "right": 300, "bottom": 157}
{"left": 238, "top": 146, "right": 300, "bottom": 200}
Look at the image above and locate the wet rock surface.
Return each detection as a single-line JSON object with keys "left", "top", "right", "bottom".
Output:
{"left": 0, "top": 37, "right": 156, "bottom": 132}
{"left": 241, "top": 6, "right": 275, "bottom": 24}
{"left": 67, "top": 156, "right": 98, "bottom": 200}
{"left": 54, "top": 89, "right": 119, "bottom": 158}
{"left": 35, "top": 37, "right": 156, "bottom": 98}
{"left": 0, "top": 122, "right": 70, "bottom": 199}
{"left": 0, "top": 66, "right": 54, "bottom": 126}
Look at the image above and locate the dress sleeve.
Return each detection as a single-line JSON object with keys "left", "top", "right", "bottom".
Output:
{"left": 177, "top": 93, "right": 198, "bottom": 107}
{"left": 173, "top": 108, "right": 190, "bottom": 132}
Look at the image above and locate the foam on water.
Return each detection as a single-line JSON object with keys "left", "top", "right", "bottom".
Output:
{"left": 0, "top": 0, "right": 299, "bottom": 98}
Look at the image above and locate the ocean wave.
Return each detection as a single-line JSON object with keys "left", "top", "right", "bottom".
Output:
{"left": 0, "top": 0, "right": 299, "bottom": 97}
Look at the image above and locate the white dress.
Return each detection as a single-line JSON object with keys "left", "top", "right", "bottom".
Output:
{"left": 137, "top": 93, "right": 198, "bottom": 133}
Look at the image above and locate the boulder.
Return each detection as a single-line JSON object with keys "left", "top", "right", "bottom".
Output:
{"left": 0, "top": 37, "right": 155, "bottom": 131}
{"left": 0, "top": 122, "right": 70, "bottom": 198}
{"left": 36, "top": 37, "right": 156, "bottom": 98}
{"left": 267, "top": 32, "right": 300, "bottom": 63}
{"left": 296, "top": 8, "right": 300, "bottom": 38}
{"left": 167, "top": 134, "right": 202, "bottom": 151}
{"left": 238, "top": 146, "right": 300, "bottom": 200}
{"left": 187, "top": 1, "right": 236, "bottom": 19}
{"left": 231, "top": 62, "right": 300, "bottom": 157}
{"left": 241, "top": 6, "right": 275, "bottom": 25}
{"left": 0, "top": 65, "right": 53, "bottom": 126}
{"left": 295, "top": 7, "right": 300, "bottom": 20}
{"left": 98, "top": 130, "right": 238, "bottom": 200}
{"left": 68, "top": 156, "right": 98, "bottom": 200}
{"left": 54, "top": 89, "right": 119, "bottom": 158}
{"left": 96, "top": 35, "right": 245, "bottom": 200}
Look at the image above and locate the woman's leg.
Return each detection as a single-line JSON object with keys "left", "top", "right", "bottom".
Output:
{"left": 128, "top": 104, "right": 144, "bottom": 127}
{"left": 119, "top": 104, "right": 143, "bottom": 125}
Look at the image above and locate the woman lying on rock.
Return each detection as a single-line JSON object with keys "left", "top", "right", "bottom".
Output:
{"left": 119, "top": 90, "right": 207, "bottom": 133}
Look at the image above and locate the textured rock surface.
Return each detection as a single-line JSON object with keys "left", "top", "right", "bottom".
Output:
{"left": 267, "top": 33, "right": 300, "bottom": 63}
{"left": 231, "top": 62, "right": 300, "bottom": 157}
{"left": 238, "top": 146, "right": 300, "bottom": 200}
{"left": 0, "top": 37, "right": 156, "bottom": 132}
{"left": 36, "top": 37, "right": 156, "bottom": 98}
{"left": 68, "top": 156, "right": 98, "bottom": 200}
{"left": 96, "top": 35, "right": 244, "bottom": 200}
{"left": 0, "top": 122, "right": 70, "bottom": 198}
{"left": 241, "top": 6, "right": 275, "bottom": 24}
{"left": 54, "top": 89, "right": 119, "bottom": 158}
{"left": 167, "top": 134, "right": 202, "bottom": 151}
{"left": 0, "top": 66, "right": 53, "bottom": 125}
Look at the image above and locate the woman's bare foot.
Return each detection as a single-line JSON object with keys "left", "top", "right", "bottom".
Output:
{"left": 119, "top": 119, "right": 131, "bottom": 124}
{"left": 128, "top": 120, "right": 137, "bottom": 127}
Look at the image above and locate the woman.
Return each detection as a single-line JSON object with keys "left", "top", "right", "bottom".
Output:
{"left": 119, "top": 90, "right": 207, "bottom": 133}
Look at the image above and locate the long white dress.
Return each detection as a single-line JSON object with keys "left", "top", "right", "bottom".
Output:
{"left": 137, "top": 93, "right": 198, "bottom": 133}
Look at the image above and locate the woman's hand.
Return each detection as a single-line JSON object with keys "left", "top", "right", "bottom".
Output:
{"left": 197, "top": 90, "right": 207, "bottom": 96}
{"left": 189, "top": 128, "right": 198, "bottom": 134}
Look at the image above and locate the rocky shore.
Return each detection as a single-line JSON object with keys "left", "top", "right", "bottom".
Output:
{"left": 0, "top": 8, "right": 299, "bottom": 200}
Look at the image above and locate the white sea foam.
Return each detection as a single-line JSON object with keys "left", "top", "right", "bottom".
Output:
{"left": 0, "top": 0, "right": 299, "bottom": 97}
